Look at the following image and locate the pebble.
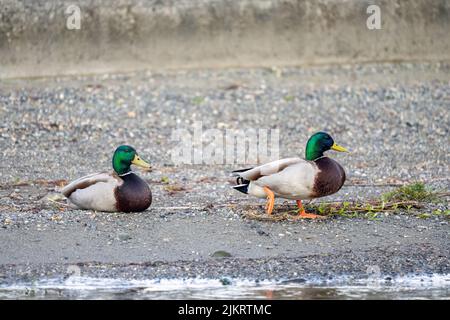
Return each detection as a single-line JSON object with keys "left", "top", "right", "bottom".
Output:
{"left": 118, "top": 233, "right": 132, "bottom": 241}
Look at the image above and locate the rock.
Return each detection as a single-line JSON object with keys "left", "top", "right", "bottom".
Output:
{"left": 211, "top": 250, "right": 232, "bottom": 258}
{"left": 118, "top": 233, "right": 132, "bottom": 241}
{"left": 220, "top": 277, "right": 232, "bottom": 285}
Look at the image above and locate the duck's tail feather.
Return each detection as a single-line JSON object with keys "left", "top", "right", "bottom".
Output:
{"left": 231, "top": 167, "right": 254, "bottom": 175}
{"left": 231, "top": 167, "right": 253, "bottom": 194}
{"left": 234, "top": 176, "right": 248, "bottom": 185}
{"left": 232, "top": 175, "right": 250, "bottom": 194}
{"left": 232, "top": 182, "right": 250, "bottom": 194}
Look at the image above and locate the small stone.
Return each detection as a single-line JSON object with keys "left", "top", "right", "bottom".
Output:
{"left": 211, "top": 250, "right": 232, "bottom": 258}
{"left": 220, "top": 278, "right": 232, "bottom": 285}
{"left": 257, "top": 229, "right": 269, "bottom": 236}
{"left": 118, "top": 233, "right": 132, "bottom": 241}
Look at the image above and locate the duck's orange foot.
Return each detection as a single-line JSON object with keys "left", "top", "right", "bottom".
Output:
{"left": 295, "top": 200, "right": 326, "bottom": 219}
{"left": 297, "top": 212, "right": 327, "bottom": 219}
{"left": 263, "top": 186, "right": 275, "bottom": 215}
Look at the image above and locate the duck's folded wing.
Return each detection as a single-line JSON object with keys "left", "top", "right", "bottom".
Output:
{"left": 232, "top": 157, "right": 304, "bottom": 181}
{"left": 61, "top": 172, "right": 121, "bottom": 198}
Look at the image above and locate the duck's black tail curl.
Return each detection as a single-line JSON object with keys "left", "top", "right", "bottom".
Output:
{"left": 231, "top": 167, "right": 253, "bottom": 194}
{"left": 235, "top": 176, "right": 248, "bottom": 185}
{"left": 232, "top": 176, "right": 250, "bottom": 194}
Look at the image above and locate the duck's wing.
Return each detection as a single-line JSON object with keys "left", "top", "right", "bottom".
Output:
{"left": 254, "top": 160, "right": 318, "bottom": 199}
{"left": 61, "top": 172, "right": 123, "bottom": 211}
{"left": 61, "top": 172, "right": 122, "bottom": 198}
{"left": 232, "top": 157, "right": 304, "bottom": 181}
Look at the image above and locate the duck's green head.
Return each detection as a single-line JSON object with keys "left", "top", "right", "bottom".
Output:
{"left": 112, "top": 145, "right": 151, "bottom": 175}
{"left": 305, "top": 132, "right": 348, "bottom": 161}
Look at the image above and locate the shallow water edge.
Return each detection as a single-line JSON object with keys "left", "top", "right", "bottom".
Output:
{"left": 0, "top": 273, "right": 448, "bottom": 300}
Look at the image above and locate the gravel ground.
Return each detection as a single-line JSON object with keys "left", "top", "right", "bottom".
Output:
{"left": 0, "top": 62, "right": 449, "bottom": 283}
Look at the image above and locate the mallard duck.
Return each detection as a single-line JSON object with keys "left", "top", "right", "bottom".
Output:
{"left": 61, "top": 145, "right": 152, "bottom": 212}
{"left": 232, "top": 132, "right": 348, "bottom": 218}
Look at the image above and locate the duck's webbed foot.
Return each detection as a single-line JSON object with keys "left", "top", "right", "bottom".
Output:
{"left": 295, "top": 200, "right": 326, "bottom": 219}
{"left": 263, "top": 186, "right": 275, "bottom": 215}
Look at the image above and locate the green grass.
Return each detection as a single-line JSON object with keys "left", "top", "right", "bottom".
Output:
{"left": 160, "top": 176, "right": 170, "bottom": 184}
{"left": 419, "top": 209, "right": 450, "bottom": 219}
{"left": 307, "top": 182, "right": 444, "bottom": 219}
{"left": 245, "top": 182, "right": 447, "bottom": 222}
{"left": 433, "top": 209, "right": 450, "bottom": 216}
{"left": 304, "top": 200, "right": 418, "bottom": 219}
{"left": 381, "top": 182, "right": 439, "bottom": 202}
{"left": 192, "top": 96, "right": 204, "bottom": 105}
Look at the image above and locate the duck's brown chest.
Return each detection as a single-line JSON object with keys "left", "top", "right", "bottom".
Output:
{"left": 312, "top": 157, "right": 346, "bottom": 198}
{"left": 115, "top": 173, "right": 152, "bottom": 212}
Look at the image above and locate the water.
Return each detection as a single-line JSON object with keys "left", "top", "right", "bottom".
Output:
{"left": 0, "top": 274, "right": 448, "bottom": 299}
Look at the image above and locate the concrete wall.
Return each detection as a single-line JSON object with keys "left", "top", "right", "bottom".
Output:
{"left": 0, "top": 0, "right": 449, "bottom": 78}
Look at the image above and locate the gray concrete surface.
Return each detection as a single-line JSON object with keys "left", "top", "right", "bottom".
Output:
{"left": 0, "top": 62, "right": 448, "bottom": 282}
{"left": 1, "top": 0, "right": 450, "bottom": 79}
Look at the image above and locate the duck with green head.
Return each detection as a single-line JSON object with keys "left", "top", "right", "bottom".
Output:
{"left": 232, "top": 132, "right": 348, "bottom": 218}
{"left": 62, "top": 145, "right": 153, "bottom": 212}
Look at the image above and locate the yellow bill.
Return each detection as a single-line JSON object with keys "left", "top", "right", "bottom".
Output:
{"left": 331, "top": 143, "right": 349, "bottom": 153}
{"left": 132, "top": 154, "right": 152, "bottom": 170}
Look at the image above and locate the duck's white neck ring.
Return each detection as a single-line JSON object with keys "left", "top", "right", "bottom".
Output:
{"left": 119, "top": 171, "right": 133, "bottom": 177}
{"left": 314, "top": 156, "right": 326, "bottom": 161}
